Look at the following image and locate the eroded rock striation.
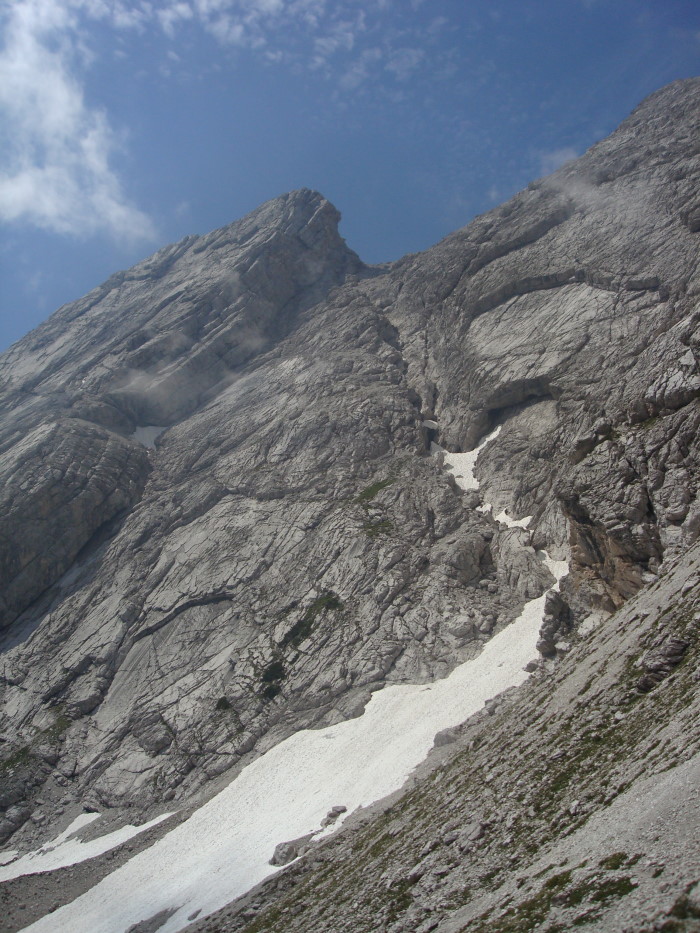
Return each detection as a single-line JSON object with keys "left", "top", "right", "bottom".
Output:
{"left": 1, "top": 77, "right": 700, "bottom": 933}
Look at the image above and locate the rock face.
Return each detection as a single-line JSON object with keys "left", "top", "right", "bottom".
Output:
{"left": 188, "top": 536, "right": 700, "bottom": 933}
{"left": 0, "top": 77, "right": 699, "bottom": 932}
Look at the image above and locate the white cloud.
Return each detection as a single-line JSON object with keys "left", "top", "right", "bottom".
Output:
{"left": 0, "top": 0, "right": 466, "bottom": 242}
{"left": 385, "top": 46, "right": 424, "bottom": 81}
{"left": 157, "top": 1, "right": 194, "bottom": 37}
{"left": 538, "top": 146, "right": 579, "bottom": 176}
{"left": 339, "top": 46, "right": 382, "bottom": 90}
{"left": 0, "top": 0, "right": 155, "bottom": 241}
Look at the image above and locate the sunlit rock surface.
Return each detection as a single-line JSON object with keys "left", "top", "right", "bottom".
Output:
{"left": 1, "top": 76, "right": 700, "bottom": 933}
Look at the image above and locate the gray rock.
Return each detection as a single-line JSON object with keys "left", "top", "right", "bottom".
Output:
{"left": 636, "top": 636, "right": 690, "bottom": 692}
{"left": 268, "top": 833, "right": 315, "bottom": 866}
{"left": 537, "top": 591, "right": 573, "bottom": 658}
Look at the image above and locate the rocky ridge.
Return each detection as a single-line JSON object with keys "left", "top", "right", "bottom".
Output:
{"left": 0, "top": 77, "right": 699, "bottom": 932}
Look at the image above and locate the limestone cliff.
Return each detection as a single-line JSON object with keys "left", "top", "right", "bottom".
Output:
{"left": 1, "top": 77, "right": 700, "bottom": 933}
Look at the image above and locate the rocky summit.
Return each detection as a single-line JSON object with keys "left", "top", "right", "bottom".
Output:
{"left": 1, "top": 77, "right": 700, "bottom": 933}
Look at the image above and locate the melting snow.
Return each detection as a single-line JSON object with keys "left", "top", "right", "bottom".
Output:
{"left": 17, "top": 420, "right": 568, "bottom": 933}
{"left": 0, "top": 812, "right": 172, "bottom": 882}
{"left": 440, "top": 425, "right": 532, "bottom": 529}
{"left": 443, "top": 425, "right": 502, "bottom": 491}
{"left": 495, "top": 510, "right": 532, "bottom": 530}
{"left": 20, "top": 548, "right": 568, "bottom": 933}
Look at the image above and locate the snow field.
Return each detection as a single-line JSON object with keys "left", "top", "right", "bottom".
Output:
{"left": 18, "top": 425, "right": 567, "bottom": 933}
{"left": 21, "top": 552, "right": 566, "bottom": 933}
{"left": 0, "top": 812, "right": 173, "bottom": 882}
{"left": 495, "top": 510, "right": 532, "bottom": 530}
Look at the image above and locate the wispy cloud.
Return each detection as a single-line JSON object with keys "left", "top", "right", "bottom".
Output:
{"left": 339, "top": 47, "right": 382, "bottom": 90}
{"left": 0, "top": 0, "right": 155, "bottom": 241}
{"left": 0, "top": 0, "right": 460, "bottom": 241}
{"left": 538, "top": 146, "right": 579, "bottom": 176}
{"left": 385, "top": 47, "right": 424, "bottom": 81}
{"left": 157, "top": 1, "right": 195, "bottom": 37}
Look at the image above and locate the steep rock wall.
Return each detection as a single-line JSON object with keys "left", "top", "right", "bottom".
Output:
{"left": 0, "top": 81, "right": 699, "bottom": 850}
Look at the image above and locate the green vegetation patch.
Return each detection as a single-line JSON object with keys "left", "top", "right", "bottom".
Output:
{"left": 599, "top": 852, "right": 641, "bottom": 871}
{"left": 469, "top": 866, "right": 637, "bottom": 933}
{"left": 261, "top": 660, "right": 286, "bottom": 683}
{"left": 468, "top": 869, "right": 571, "bottom": 932}
{"left": 386, "top": 879, "right": 414, "bottom": 923}
{"left": 281, "top": 591, "right": 344, "bottom": 648}
{"left": 367, "top": 832, "right": 392, "bottom": 858}
{"left": 599, "top": 852, "right": 628, "bottom": 871}
{"left": 591, "top": 876, "right": 635, "bottom": 902}
{"left": 36, "top": 706, "right": 73, "bottom": 743}
{"left": 1, "top": 706, "right": 74, "bottom": 774}
{"left": 355, "top": 477, "right": 395, "bottom": 504}
{"left": 0, "top": 744, "right": 31, "bottom": 774}
{"left": 362, "top": 519, "right": 393, "bottom": 538}
{"left": 240, "top": 905, "right": 283, "bottom": 933}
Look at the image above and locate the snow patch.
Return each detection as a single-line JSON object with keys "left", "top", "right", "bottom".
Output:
{"left": 0, "top": 812, "right": 172, "bottom": 882}
{"left": 17, "top": 416, "right": 569, "bottom": 933}
{"left": 541, "top": 552, "right": 569, "bottom": 588}
{"left": 49, "top": 812, "right": 101, "bottom": 846}
{"left": 443, "top": 425, "right": 501, "bottom": 491}
{"left": 439, "top": 426, "right": 532, "bottom": 529}
{"left": 20, "top": 557, "right": 568, "bottom": 933}
{"left": 495, "top": 510, "right": 532, "bottom": 530}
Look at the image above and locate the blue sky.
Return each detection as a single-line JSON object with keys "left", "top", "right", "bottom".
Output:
{"left": 0, "top": 0, "right": 699, "bottom": 351}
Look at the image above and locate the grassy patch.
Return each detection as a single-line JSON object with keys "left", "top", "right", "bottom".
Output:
{"left": 362, "top": 519, "right": 393, "bottom": 538}
{"left": 386, "top": 879, "right": 413, "bottom": 923}
{"left": 468, "top": 869, "right": 572, "bottom": 932}
{"left": 599, "top": 852, "right": 641, "bottom": 871}
{"left": 262, "top": 660, "right": 286, "bottom": 683}
{"left": 0, "top": 744, "right": 31, "bottom": 774}
{"left": 355, "top": 477, "right": 395, "bottom": 504}
{"left": 366, "top": 832, "right": 392, "bottom": 859}
{"left": 281, "top": 591, "right": 343, "bottom": 648}
{"left": 239, "top": 905, "right": 283, "bottom": 933}
{"left": 590, "top": 876, "right": 636, "bottom": 903}
{"left": 468, "top": 865, "right": 637, "bottom": 933}
{"left": 599, "top": 852, "right": 628, "bottom": 871}
{"left": 1, "top": 707, "right": 74, "bottom": 774}
{"left": 38, "top": 707, "right": 72, "bottom": 742}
